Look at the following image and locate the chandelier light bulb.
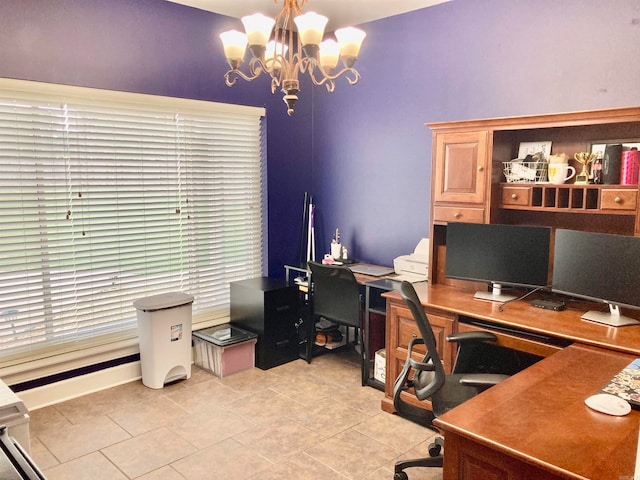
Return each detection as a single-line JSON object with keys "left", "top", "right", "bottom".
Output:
{"left": 294, "top": 11, "right": 328, "bottom": 47}
{"left": 335, "top": 27, "right": 366, "bottom": 68}
{"left": 319, "top": 39, "right": 340, "bottom": 73}
{"left": 241, "top": 13, "right": 275, "bottom": 49}
{"left": 219, "top": 30, "right": 248, "bottom": 69}
{"left": 265, "top": 41, "right": 288, "bottom": 74}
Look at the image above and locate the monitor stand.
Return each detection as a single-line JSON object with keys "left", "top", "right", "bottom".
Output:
{"left": 474, "top": 283, "right": 516, "bottom": 302}
{"left": 582, "top": 304, "right": 640, "bottom": 327}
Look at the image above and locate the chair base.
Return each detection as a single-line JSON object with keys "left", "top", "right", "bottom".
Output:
{"left": 394, "top": 456, "right": 443, "bottom": 479}
{"left": 394, "top": 436, "right": 444, "bottom": 479}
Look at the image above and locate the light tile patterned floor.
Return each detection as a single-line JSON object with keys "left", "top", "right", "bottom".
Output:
{"left": 28, "top": 350, "right": 443, "bottom": 479}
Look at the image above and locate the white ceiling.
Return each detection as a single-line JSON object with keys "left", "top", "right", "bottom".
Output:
{"left": 166, "top": 0, "right": 450, "bottom": 30}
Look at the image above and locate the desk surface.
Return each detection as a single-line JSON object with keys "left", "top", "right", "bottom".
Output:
{"left": 434, "top": 344, "right": 640, "bottom": 480}
{"left": 383, "top": 283, "right": 640, "bottom": 357}
{"left": 285, "top": 262, "right": 400, "bottom": 286}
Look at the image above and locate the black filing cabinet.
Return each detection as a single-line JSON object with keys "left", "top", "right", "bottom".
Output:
{"left": 230, "top": 277, "right": 299, "bottom": 369}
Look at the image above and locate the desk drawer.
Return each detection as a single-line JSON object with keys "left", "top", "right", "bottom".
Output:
{"left": 433, "top": 205, "right": 484, "bottom": 223}
{"left": 501, "top": 186, "right": 532, "bottom": 206}
{"left": 600, "top": 189, "right": 637, "bottom": 211}
{"left": 457, "top": 322, "right": 563, "bottom": 359}
{"left": 394, "top": 304, "right": 455, "bottom": 374}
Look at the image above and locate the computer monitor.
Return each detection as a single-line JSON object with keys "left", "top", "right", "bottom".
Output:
{"left": 445, "top": 222, "right": 551, "bottom": 302}
{"left": 552, "top": 229, "right": 640, "bottom": 326}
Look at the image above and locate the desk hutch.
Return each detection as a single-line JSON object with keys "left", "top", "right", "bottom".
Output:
{"left": 383, "top": 106, "right": 640, "bottom": 412}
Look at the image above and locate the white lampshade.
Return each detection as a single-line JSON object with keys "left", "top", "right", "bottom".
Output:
{"left": 266, "top": 40, "right": 288, "bottom": 58}
{"left": 265, "top": 40, "right": 288, "bottom": 73}
{"left": 335, "top": 26, "right": 366, "bottom": 64}
{"left": 319, "top": 39, "right": 340, "bottom": 72}
{"left": 294, "top": 11, "right": 328, "bottom": 46}
{"left": 219, "top": 30, "right": 248, "bottom": 62}
{"left": 241, "top": 13, "right": 275, "bottom": 46}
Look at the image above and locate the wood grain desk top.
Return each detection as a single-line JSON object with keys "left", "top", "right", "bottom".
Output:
{"left": 383, "top": 283, "right": 640, "bottom": 356}
{"left": 434, "top": 344, "right": 640, "bottom": 480}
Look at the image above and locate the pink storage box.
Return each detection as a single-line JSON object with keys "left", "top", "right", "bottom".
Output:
{"left": 192, "top": 324, "right": 258, "bottom": 378}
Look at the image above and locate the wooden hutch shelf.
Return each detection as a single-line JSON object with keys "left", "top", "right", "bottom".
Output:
{"left": 501, "top": 183, "right": 637, "bottom": 214}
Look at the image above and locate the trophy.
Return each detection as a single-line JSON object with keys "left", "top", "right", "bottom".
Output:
{"left": 573, "top": 152, "right": 596, "bottom": 184}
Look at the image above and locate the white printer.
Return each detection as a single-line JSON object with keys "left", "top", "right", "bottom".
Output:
{"left": 393, "top": 238, "right": 429, "bottom": 282}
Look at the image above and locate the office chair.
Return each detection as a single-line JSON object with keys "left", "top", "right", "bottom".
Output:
{"left": 307, "top": 261, "right": 366, "bottom": 385}
{"left": 393, "top": 281, "right": 509, "bottom": 480}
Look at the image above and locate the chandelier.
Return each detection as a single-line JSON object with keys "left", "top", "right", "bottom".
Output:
{"left": 219, "top": 0, "right": 367, "bottom": 116}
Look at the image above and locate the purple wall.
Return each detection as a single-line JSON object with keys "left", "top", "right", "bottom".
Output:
{"left": 312, "top": 0, "right": 640, "bottom": 267}
{"left": 1, "top": 0, "right": 639, "bottom": 277}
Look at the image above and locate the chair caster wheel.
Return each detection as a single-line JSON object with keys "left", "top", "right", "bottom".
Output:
{"left": 394, "top": 472, "right": 409, "bottom": 480}
{"left": 428, "top": 437, "right": 444, "bottom": 457}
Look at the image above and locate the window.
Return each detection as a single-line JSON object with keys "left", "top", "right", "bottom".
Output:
{"left": 0, "top": 79, "right": 265, "bottom": 370}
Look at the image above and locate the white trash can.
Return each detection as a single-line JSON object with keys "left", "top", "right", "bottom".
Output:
{"left": 134, "top": 292, "right": 194, "bottom": 389}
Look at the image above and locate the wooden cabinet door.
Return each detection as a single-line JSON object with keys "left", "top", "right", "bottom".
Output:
{"left": 433, "top": 131, "right": 489, "bottom": 205}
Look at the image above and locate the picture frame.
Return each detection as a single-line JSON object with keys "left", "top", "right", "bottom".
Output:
{"left": 590, "top": 139, "right": 640, "bottom": 156}
{"left": 518, "top": 141, "right": 552, "bottom": 161}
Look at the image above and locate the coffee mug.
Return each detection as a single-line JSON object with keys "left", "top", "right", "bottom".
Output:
{"left": 548, "top": 163, "right": 576, "bottom": 184}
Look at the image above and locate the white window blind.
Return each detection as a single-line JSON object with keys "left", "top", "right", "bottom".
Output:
{"left": 0, "top": 79, "right": 265, "bottom": 368}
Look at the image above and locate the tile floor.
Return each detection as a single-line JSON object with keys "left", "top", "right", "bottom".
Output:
{"left": 28, "top": 349, "right": 443, "bottom": 479}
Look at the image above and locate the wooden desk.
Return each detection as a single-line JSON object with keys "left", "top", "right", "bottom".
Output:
{"left": 383, "top": 283, "right": 640, "bottom": 480}
{"left": 434, "top": 344, "right": 639, "bottom": 480}
{"left": 384, "top": 283, "right": 640, "bottom": 356}
{"left": 284, "top": 262, "right": 397, "bottom": 385}
{"left": 382, "top": 283, "right": 640, "bottom": 414}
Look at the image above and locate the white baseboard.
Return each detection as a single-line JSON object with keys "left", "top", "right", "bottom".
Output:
{"left": 19, "top": 361, "right": 142, "bottom": 411}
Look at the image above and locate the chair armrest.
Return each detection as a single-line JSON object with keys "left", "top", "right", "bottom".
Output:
{"left": 406, "top": 337, "right": 436, "bottom": 373}
{"left": 447, "top": 331, "right": 497, "bottom": 344}
{"left": 458, "top": 373, "right": 509, "bottom": 388}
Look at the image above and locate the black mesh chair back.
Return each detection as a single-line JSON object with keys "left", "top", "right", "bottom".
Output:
{"left": 308, "top": 261, "right": 361, "bottom": 328}
{"left": 398, "top": 280, "right": 449, "bottom": 416}
{"left": 307, "top": 261, "right": 365, "bottom": 384}
{"left": 393, "top": 280, "right": 509, "bottom": 479}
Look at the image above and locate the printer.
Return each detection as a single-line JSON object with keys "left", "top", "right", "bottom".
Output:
{"left": 393, "top": 238, "right": 429, "bottom": 282}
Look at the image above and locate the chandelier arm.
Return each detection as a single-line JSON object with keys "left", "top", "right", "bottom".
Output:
{"left": 306, "top": 65, "right": 361, "bottom": 91}
{"left": 271, "top": 76, "right": 281, "bottom": 94}
{"left": 223, "top": 58, "right": 267, "bottom": 85}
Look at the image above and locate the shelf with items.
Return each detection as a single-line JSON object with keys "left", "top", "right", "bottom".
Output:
{"left": 426, "top": 106, "right": 640, "bottom": 285}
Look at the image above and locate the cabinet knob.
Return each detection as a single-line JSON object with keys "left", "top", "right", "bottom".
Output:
{"left": 511, "top": 193, "right": 518, "bottom": 200}
{"left": 412, "top": 333, "right": 417, "bottom": 338}
{"left": 615, "top": 197, "right": 622, "bottom": 203}
{"left": 478, "top": 166, "right": 484, "bottom": 172}
{"left": 453, "top": 212, "right": 461, "bottom": 219}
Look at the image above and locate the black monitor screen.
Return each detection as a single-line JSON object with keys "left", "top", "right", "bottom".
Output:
{"left": 552, "top": 229, "right": 640, "bottom": 312}
{"left": 445, "top": 222, "right": 551, "bottom": 289}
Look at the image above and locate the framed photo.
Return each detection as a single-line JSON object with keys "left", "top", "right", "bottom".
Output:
{"left": 591, "top": 140, "right": 640, "bottom": 157}
{"left": 518, "top": 141, "right": 552, "bottom": 161}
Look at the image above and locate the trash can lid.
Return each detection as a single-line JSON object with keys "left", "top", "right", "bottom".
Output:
{"left": 133, "top": 292, "right": 194, "bottom": 312}
{"left": 193, "top": 324, "right": 258, "bottom": 346}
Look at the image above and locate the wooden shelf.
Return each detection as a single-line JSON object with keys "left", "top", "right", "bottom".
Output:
{"left": 427, "top": 106, "right": 640, "bottom": 285}
{"left": 501, "top": 183, "right": 638, "bottom": 215}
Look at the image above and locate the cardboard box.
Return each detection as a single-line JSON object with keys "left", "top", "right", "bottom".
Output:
{"left": 374, "top": 349, "right": 386, "bottom": 383}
